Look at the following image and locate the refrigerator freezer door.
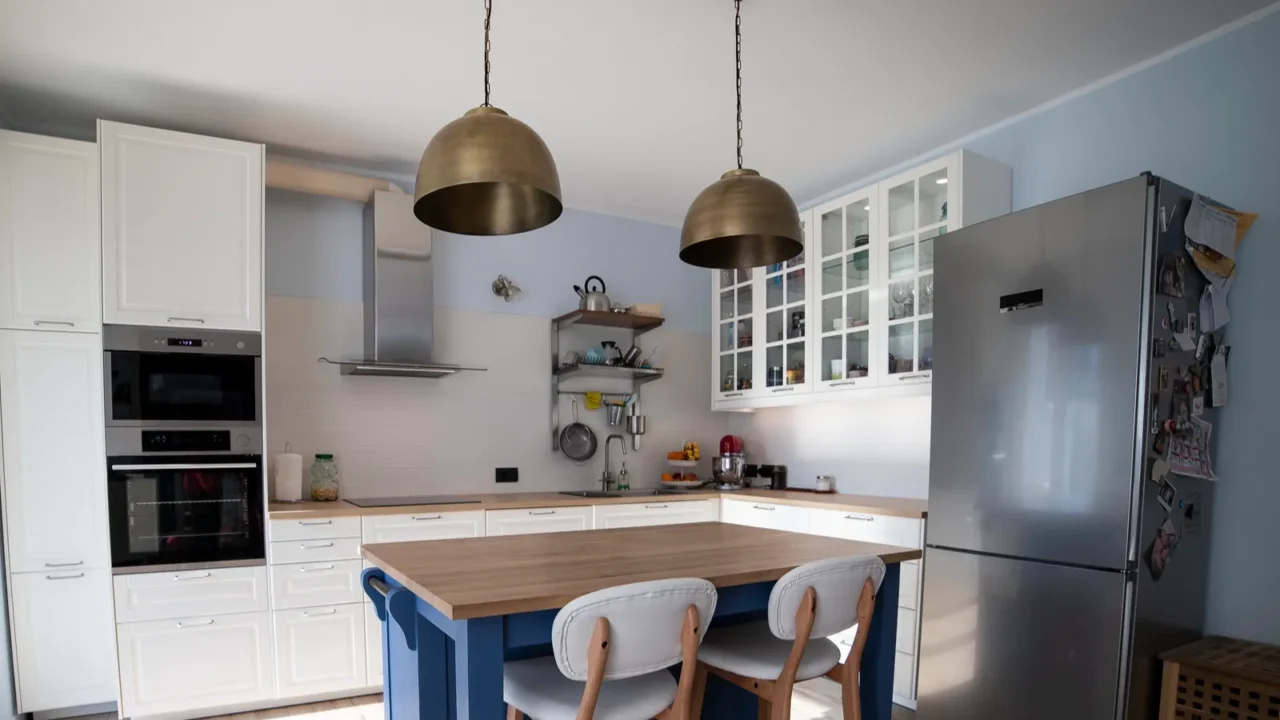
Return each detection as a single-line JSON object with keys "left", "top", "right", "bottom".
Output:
{"left": 928, "top": 176, "right": 1152, "bottom": 570}
{"left": 918, "top": 546, "right": 1130, "bottom": 720}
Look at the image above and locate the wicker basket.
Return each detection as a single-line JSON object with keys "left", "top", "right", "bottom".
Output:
{"left": 1159, "top": 636, "right": 1280, "bottom": 719}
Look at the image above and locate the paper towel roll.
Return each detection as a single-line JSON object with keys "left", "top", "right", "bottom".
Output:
{"left": 274, "top": 453, "right": 303, "bottom": 502}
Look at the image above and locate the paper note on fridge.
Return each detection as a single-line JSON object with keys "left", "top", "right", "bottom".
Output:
{"left": 1199, "top": 285, "right": 1230, "bottom": 332}
{"left": 1171, "top": 330, "right": 1196, "bottom": 352}
{"left": 1211, "top": 346, "right": 1228, "bottom": 408}
{"left": 1185, "top": 194, "right": 1239, "bottom": 261}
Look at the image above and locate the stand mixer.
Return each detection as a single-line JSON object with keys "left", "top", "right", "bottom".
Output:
{"left": 712, "top": 435, "right": 747, "bottom": 489}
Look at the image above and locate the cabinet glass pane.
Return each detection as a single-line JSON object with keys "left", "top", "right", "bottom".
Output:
{"left": 766, "top": 274, "right": 784, "bottom": 309}
{"left": 736, "top": 318, "right": 754, "bottom": 349}
{"left": 889, "top": 279, "right": 916, "bottom": 321}
{"left": 737, "top": 351, "right": 753, "bottom": 390}
{"left": 787, "top": 249, "right": 805, "bottom": 268}
{"left": 719, "top": 269, "right": 735, "bottom": 288}
{"left": 736, "top": 285, "right": 753, "bottom": 317}
{"left": 766, "top": 309, "right": 784, "bottom": 344}
{"left": 919, "top": 225, "right": 944, "bottom": 273}
{"left": 822, "top": 296, "right": 842, "bottom": 333}
{"left": 888, "top": 323, "right": 915, "bottom": 375}
{"left": 720, "top": 353, "right": 734, "bottom": 392}
{"left": 765, "top": 346, "right": 783, "bottom": 388}
{"left": 846, "top": 289, "right": 869, "bottom": 328}
{"left": 919, "top": 274, "right": 934, "bottom": 316}
{"left": 720, "top": 322, "right": 733, "bottom": 352}
{"left": 847, "top": 331, "right": 870, "bottom": 378}
{"left": 920, "top": 319, "right": 934, "bottom": 371}
{"left": 786, "top": 307, "right": 806, "bottom": 341}
{"left": 821, "top": 208, "right": 842, "bottom": 258}
{"left": 888, "top": 237, "right": 915, "bottom": 279}
{"left": 919, "top": 168, "right": 950, "bottom": 227}
{"left": 785, "top": 269, "right": 805, "bottom": 305}
{"left": 887, "top": 179, "right": 915, "bottom": 237}
{"left": 821, "top": 259, "right": 842, "bottom": 296}
{"left": 786, "top": 343, "right": 805, "bottom": 384}
{"left": 845, "top": 201, "right": 871, "bottom": 252}
{"left": 822, "top": 336, "right": 843, "bottom": 381}
{"left": 719, "top": 290, "right": 734, "bottom": 321}
{"left": 846, "top": 251, "right": 870, "bottom": 289}
{"left": 737, "top": 269, "right": 751, "bottom": 285}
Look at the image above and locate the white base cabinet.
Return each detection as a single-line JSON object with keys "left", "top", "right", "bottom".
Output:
{"left": 116, "top": 611, "right": 275, "bottom": 717}
{"left": 365, "top": 601, "right": 383, "bottom": 687}
{"left": 9, "top": 570, "right": 116, "bottom": 712}
{"left": 594, "top": 499, "right": 719, "bottom": 529}
{"left": 362, "top": 510, "right": 486, "bottom": 543}
{"left": 720, "top": 498, "right": 810, "bottom": 533}
{"left": 485, "top": 506, "right": 593, "bottom": 536}
{"left": 274, "top": 605, "right": 367, "bottom": 699}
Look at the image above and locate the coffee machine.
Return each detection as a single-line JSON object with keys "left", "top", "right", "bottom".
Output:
{"left": 712, "top": 435, "right": 747, "bottom": 489}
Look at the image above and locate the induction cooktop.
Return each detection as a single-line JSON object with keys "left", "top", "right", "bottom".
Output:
{"left": 344, "top": 495, "right": 482, "bottom": 508}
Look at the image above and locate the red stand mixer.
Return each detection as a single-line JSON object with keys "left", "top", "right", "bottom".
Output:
{"left": 712, "top": 435, "right": 747, "bottom": 489}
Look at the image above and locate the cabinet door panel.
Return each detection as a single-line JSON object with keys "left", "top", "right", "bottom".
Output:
{"left": 113, "top": 565, "right": 269, "bottom": 622}
{"left": 484, "top": 506, "right": 592, "bottom": 536}
{"left": 270, "top": 560, "right": 363, "bottom": 610}
{"left": 720, "top": 499, "right": 809, "bottom": 533}
{"left": 361, "top": 510, "right": 485, "bottom": 543}
{"left": 0, "top": 132, "right": 100, "bottom": 331}
{"left": 0, "top": 331, "right": 109, "bottom": 571}
{"left": 100, "top": 121, "right": 263, "bottom": 331}
{"left": 274, "top": 605, "right": 367, "bottom": 698}
{"left": 594, "top": 500, "right": 718, "bottom": 529}
{"left": 365, "top": 600, "right": 383, "bottom": 687}
{"left": 10, "top": 570, "right": 116, "bottom": 712}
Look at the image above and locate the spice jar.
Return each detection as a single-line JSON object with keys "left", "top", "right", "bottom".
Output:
{"left": 310, "top": 454, "right": 340, "bottom": 501}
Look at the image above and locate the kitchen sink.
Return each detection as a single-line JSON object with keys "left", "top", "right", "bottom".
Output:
{"left": 558, "top": 489, "right": 694, "bottom": 498}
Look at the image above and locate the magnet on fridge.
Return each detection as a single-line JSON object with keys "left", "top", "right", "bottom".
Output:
{"left": 1149, "top": 393, "right": 1162, "bottom": 434}
{"left": 1153, "top": 338, "right": 1166, "bottom": 358}
{"left": 1192, "top": 395, "right": 1205, "bottom": 416}
{"left": 1152, "top": 456, "right": 1171, "bottom": 484}
{"left": 1166, "top": 301, "right": 1178, "bottom": 324}
{"left": 1162, "top": 316, "right": 1170, "bottom": 330}
{"left": 1153, "top": 431, "right": 1169, "bottom": 455}
{"left": 1187, "top": 312, "right": 1198, "bottom": 335}
{"left": 1157, "top": 367, "right": 1170, "bottom": 392}
{"left": 1163, "top": 418, "right": 1176, "bottom": 434}
{"left": 1143, "top": 518, "right": 1179, "bottom": 581}
{"left": 1195, "top": 334, "right": 1210, "bottom": 362}
{"left": 1156, "top": 477, "right": 1178, "bottom": 512}
{"left": 1159, "top": 258, "right": 1185, "bottom": 298}
{"left": 1191, "top": 373, "right": 1202, "bottom": 395}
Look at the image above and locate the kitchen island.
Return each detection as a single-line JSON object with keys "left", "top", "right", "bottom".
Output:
{"left": 361, "top": 522, "right": 921, "bottom": 719}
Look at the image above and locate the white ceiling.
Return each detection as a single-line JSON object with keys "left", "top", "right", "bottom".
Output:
{"left": 0, "top": 1, "right": 1270, "bottom": 225}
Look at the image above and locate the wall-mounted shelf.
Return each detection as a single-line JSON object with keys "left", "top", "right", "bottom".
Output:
{"left": 552, "top": 310, "right": 665, "bottom": 336}
{"left": 555, "top": 363, "right": 664, "bottom": 386}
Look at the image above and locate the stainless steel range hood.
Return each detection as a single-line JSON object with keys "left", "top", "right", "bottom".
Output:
{"left": 322, "top": 190, "right": 484, "bottom": 378}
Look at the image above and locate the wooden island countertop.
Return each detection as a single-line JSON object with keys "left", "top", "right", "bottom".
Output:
{"left": 361, "top": 521, "right": 922, "bottom": 620}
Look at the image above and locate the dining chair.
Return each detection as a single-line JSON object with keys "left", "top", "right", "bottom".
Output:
{"left": 504, "top": 577, "right": 718, "bottom": 720}
{"left": 691, "top": 555, "right": 886, "bottom": 720}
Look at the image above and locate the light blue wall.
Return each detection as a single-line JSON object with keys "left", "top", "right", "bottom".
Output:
{"left": 264, "top": 189, "right": 709, "bottom": 333}
{"left": 813, "top": 8, "right": 1280, "bottom": 643}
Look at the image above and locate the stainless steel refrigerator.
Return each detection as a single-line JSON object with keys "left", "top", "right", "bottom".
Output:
{"left": 918, "top": 175, "right": 1221, "bottom": 720}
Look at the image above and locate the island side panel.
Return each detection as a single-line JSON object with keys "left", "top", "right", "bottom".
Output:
{"left": 453, "top": 616, "right": 505, "bottom": 719}
{"left": 861, "top": 562, "right": 901, "bottom": 720}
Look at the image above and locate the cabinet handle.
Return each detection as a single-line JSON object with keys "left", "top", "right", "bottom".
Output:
{"left": 528, "top": 510, "right": 557, "bottom": 516}
{"left": 167, "top": 316, "right": 206, "bottom": 324}
{"left": 300, "top": 542, "right": 334, "bottom": 549}
{"left": 33, "top": 320, "right": 75, "bottom": 328}
{"left": 829, "top": 381, "right": 856, "bottom": 388}
{"left": 644, "top": 504, "right": 669, "bottom": 509}
{"left": 44, "top": 561, "right": 84, "bottom": 568}
{"left": 771, "top": 386, "right": 796, "bottom": 393}
{"left": 176, "top": 619, "right": 215, "bottom": 628}
{"left": 303, "top": 608, "right": 338, "bottom": 617}
{"left": 412, "top": 515, "right": 442, "bottom": 521}
{"left": 173, "top": 572, "right": 212, "bottom": 580}
{"left": 896, "top": 373, "right": 930, "bottom": 381}
{"left": 844, "top": 514, "right": 875, "bottom": 522}
{"left": 722, "top": 392, "right": 744, "bottom": 398}
{"left": 45, "top": 573, "right": 85, "bottom": 580}
{"left": 752, "top": 505, "right": 776, "bottom": 511}
{"left": 300, "top": 564, "right": 335, "bottom": 572}
{"left": 299, "top": 520, "right": 333, "bottom": 526}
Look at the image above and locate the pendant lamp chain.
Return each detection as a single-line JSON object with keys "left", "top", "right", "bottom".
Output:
{"left": 735, "top": 0, "right": 743, "bottom": 170}
{"left": 482, "top": 0, "right": 493, "bottom": 107}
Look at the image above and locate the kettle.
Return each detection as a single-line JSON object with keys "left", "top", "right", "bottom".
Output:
{"left": 574, "top": 276, "right": 612, "bottom": 312}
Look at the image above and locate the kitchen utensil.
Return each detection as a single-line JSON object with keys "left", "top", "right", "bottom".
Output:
{"left": 626, "top": 404, "right": 646, "bottom": 450}
{"left": 719, "top": 435, "right": 745, "bottom": 455}
{"left": 640, "top": 345, "right": 661, "bottom": 368}
{"left": 584, "top": 347, "right": 605, "bottom": 365}
{"left": 768, "top": 366, "right": 783, "bottom": 386}
{"left": 769, "top": 465, "right": 789, "bottom": 490}
{"left": 601, "top": 341, "right": 622, "bottom": 365}
{"left": 573, "top": 285, "right": 586, "bottom": 299}
{"left": 559, "top": 399, "right": 598, "bottom": 464}
{"left": 607, "top": 403, "right": 625, "bottom": 426}
{"left": 578, "top": 275, "right": 611, "bottom": 312}
{"left": 621, "top": 344, "right": 643, "bottom": 367}
{"left": 712, "top": 455, "right": 746, "bottom": 485}
{"left": 815, "top": 475, "right": 836, "bottom": 493}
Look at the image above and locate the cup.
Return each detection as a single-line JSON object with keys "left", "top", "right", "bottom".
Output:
{"left": 830, "top": 359, "right": 844, "bottom": 380}
{"left": 831, "top": 317, "right": 843, "bottom": 331}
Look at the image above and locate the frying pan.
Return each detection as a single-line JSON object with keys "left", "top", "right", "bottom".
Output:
{"left": 559, "top": 399, "right": 598, "bottom": 463}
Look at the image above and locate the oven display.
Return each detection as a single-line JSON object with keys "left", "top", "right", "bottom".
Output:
{"left": 167, "top": 338, "right": 203, "bottom": 347}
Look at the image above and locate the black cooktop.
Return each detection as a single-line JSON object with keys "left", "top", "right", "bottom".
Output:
{"left": 344, "top": 495, "right": 482, "bottom": 508}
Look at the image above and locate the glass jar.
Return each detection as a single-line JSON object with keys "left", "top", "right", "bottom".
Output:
{"left": 310, "top": 454, "right": 340, "bottom": 501}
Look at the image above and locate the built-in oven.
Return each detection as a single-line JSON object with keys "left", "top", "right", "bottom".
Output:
{"left": 104, "top": 325, "right": 261, "bottom": 428}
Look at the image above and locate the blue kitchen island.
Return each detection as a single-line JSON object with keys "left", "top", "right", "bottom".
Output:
{"left": 360, "top": 521, "right": 920, "bottom": 720}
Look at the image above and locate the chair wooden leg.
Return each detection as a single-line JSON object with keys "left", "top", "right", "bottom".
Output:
{"left": 506, "top": 704, "right": 523, "bottom": 720}
{"left": 757, "top": 698, "right": 772, "bottom": 720}
{"left": 689, "top": 661, "right": 709, "bottom": 720}
{"left": 841, "top": 577, "right": 878, "bottom": 720}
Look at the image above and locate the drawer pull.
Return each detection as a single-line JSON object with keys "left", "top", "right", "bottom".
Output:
{"left": 896, "top": 373, "right": 929, "bottom": 381}
{"left": 644, "top": 504, "right": 669, "bottom": 509}
{"left": 722, "top": 392, "right": 744, "bottom": 398}
{"left": 528, "top": 510, "right": 557, "bottom": 516}
{"left": 177, "top": 619, "right": 214, "bottom": 628}
{"left": 752, "top": 505, "right": 776, "bottom": 511}
{"left": 44, "top": 560, "right": 84, "bottom": 568}
{"left": 174, "top": 572, "right": 213, "bottom": 580}
{"left": 299, "top": 564, "right": 336, "bottom": 572}
{"left": 300, "top": 542, "right": 335, "bottom": 549}
{"left": 34, "top": 320, "right": 75, "bottom": 327}
{"left": 829, "top": 380, "right": 856, "bottom": 388}
{"left": 167, "top": 316, "right": 206, "bottom": 324}
{"left": 844, "top": 514, "right": 875, "bottom": 522}
{"left": 771, "top": 386, "right": 796, "bottom": 393}
{"left": 303, "top": 608, "right": 338, "bottom": 617}
{"left": 298, "top": 520, "right": 333, "bottom": 526}
{"left": 412, "top": 515, "right": 442, "bottom": 521}
{"left": 45, "top": 573, "right": 85, "bottom": 580}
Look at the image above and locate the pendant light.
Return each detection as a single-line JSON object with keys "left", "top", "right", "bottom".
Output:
{"left": 679, "top": 0, "right": 803, "bottom": 269}
{"left": 414, "top": 0, "right": 563, "bottom": 235}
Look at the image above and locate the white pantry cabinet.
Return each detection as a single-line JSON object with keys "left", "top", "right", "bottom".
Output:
{"left": 9, "top": 570, "right": 116, "bottom": 712}
{"left": 0, "top": 330, "right": 109, "bottom": 572}
{"left": 485, "top": 506, "right": 593, "bottom": 536}
{"left": 116, "top": 611, "right": 275, "bottom": 717}
{"left": 99, "top": 120, "right": 264, "bottom": 331}
{"left": 594, "top": 499, "right": 719, "bottom": 529}
{"left": 274, "top": 605, "right": 368, "bottom": 698}
{"left": 0, "top": 131, "right": 100, "bottom": 332}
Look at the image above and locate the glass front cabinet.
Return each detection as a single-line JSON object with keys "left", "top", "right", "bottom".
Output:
{"left": 711, "top": 149, "right": 1010, "bottom": 410}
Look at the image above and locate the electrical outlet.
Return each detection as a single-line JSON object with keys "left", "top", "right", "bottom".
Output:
{"left": 495, "top": 467, "right": 518, "bottom": 483}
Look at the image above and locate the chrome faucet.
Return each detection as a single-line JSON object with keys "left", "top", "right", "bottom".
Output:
{"left": 602, "top": 434, "right": 627, "bottom": 492}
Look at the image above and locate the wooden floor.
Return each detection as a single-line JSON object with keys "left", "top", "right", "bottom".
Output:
{"left": 77, "top": 682, "right": 913, "bottom": 719}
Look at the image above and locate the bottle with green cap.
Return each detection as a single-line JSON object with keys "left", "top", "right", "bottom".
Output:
{"left": 310, "top": 453, "right": 340, "bottom": 501}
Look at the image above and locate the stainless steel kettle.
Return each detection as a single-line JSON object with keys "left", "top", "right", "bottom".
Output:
{"left": 575, "top": 275, "right": 611, "bottom": 312}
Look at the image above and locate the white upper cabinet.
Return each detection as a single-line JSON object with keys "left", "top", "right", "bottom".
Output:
{"left": 814, "top": 187, "right": 880, "bottom": 393}
{"left": 0, "top": 330, "right": 109, "bottom": 572}
{"left": 711, "top": 266, "right": 761, "bottom": 405}
{"left": 0, "top": 131, "right": 101, "bottom": 332}
{"left": 99, "top": 120, "right": 263, "bottom": 331}
{"left": 760, "top": 211, "right": 814, "bottom": 399}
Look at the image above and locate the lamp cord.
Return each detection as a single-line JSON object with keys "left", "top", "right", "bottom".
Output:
{"left": 483, "top": 0, "right": 492, "bottom": 107}
{"left": 735, "top": 0, "right": 743, "bottom": 170}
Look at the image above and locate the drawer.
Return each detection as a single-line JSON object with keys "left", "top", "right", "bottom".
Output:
{"left": 899, "top": 560, "right": 920, "bottom": 610}
{"left": 270, "top": 560, "right": 363, "bottom": 610}
{"left": 894, "top": 650, "right": 916, "bottom": 700}
{"left": 269, "top": 516, "right": 361, "bottom": 542}
{"left": 809, "top": 508, "right": 923, "bottom": 549}
{"left": 485, "top": 506, "right": 593, "bottom": 536}
{"left": 362, "top": 510, "right": 485, "bottom": 543}
{"left": 594, "top": 499, "right": 719, "bottom": 529}
{"left": 720, "top": 499, "right": 810, "bottom": 533}
{"left": 269, "top": 536, "right": 362, "bottom": 565}
{"left": 113, "top": 566, "right": 269, "bottom": 623}
{"left": 896, "top": 607, "right": 917, "bottom": 655}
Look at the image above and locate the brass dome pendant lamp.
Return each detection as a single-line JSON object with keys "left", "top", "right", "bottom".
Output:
{"left": 414, "top": 0, "right": 563, "bottom": 235}
{"left": 680, "top": 0, "right": 802, "bottom": 269}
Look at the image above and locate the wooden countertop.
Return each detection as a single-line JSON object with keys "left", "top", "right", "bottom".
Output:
{"left": 268, "top": 489, "right": 926, "bottom": 520}
{"left": 362, "top": 522, "right": 923, "bottom": 619}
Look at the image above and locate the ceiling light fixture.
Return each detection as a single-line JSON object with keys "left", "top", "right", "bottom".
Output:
{"left": 679, "top": 0, "right": 802, "bottom": 269}
{"left": 413, "top": 0, "right": 563, "bottom": 236}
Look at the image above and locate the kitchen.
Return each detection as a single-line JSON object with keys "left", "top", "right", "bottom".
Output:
{"left": 0, "top": 2, "right": 1277, "bottom": 720}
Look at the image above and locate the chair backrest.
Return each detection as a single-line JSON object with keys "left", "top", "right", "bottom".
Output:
{"left": 552, "top": 578, "right": 717, "bottom": 681}
{"left": 768, "top": 555, "right": 886, "bottom": 640}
